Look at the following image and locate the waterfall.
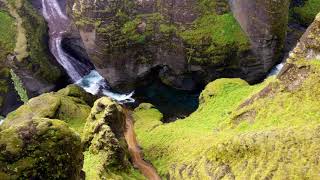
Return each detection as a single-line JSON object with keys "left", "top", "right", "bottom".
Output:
{"left": 268, "top": 63, "right": 284, "bottom": 76}
{"left": 41, "top": 0, "right": 134, "bottom": 103}
{"left": 76, "top": 71, "right": 134, "bottom": 103}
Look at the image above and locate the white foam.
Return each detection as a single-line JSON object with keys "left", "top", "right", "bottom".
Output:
{"left": 76, "top": 70, "right": 135, "bottom": 103}
{"left": 42, "top": 0, "right": 68, "bottom": 20}
{"left": 268, "top": 63, "right": 284, "bottom": 76}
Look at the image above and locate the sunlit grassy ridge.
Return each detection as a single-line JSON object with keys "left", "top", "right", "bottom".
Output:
{"left": 134, "top": 78, "right": 268, "bottom": 175}
{"left": 134, "top": 59, "right": 320, "bottom": 178}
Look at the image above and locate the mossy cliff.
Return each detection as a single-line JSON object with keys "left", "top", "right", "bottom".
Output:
{"left": 0, "top": 0, "right": 65, "bottom": 108}
{"left": 0, "top": 85, "right": 92, "bottom": 179}
{"left": 230, "top": 0, "right": 290, "bottom": 78}
{"left": 70, "top": 0, "right": 289, "bottom": 92}
{"left": 0, "top": 85, "right": 144, "bottom": 179}
{"left": 82, "top": 97, "right": 143, "bottom": 179}
{"left": 131, "top": 13, "right": 320, "bottom": 179}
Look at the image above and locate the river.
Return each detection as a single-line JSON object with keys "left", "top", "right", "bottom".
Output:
{"left": 124, "top": 108, "right": 161, "bottom": 180}
{"left": 39, "top": 0, "right": 157, "bottom": 178}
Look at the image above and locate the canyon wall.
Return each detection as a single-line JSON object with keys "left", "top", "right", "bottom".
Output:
{"left": 69, "top": 0, "right": 290, "bottom": 92}
{"left": 229, "top": 0, "right": 290, "bottom": 76}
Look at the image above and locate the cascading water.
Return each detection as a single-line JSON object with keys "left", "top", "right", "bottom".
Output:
{"left": 41, "top": 0, "right": 134, "bottom": 103}
{"left": 268, "top": 62, "right": 284, "bottom": 76}
{"left": 76, "top": 71, "right": 134, "bottom": 103}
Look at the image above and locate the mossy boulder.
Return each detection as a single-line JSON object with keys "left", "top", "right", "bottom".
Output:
{"left": 82, "top": 97, "right": 137, "bottom": 179}
{"left": 0, "top": 85, "right": 96, "bottom": 179}
{"left": 2, "top": 85, "right": 92, "bottom": 134}
{"left": 0, "top": 118, "right": 83, "bottom": 179}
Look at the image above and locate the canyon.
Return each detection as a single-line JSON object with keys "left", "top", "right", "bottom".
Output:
{"left": 0, "top": 0, "right": 320, "bottom": 179}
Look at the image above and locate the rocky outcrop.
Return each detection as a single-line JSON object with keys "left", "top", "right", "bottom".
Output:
{"left": 0, "top": 85, "right": 95, "bottom": 179}
{"left": 229, "top": 0, "right": 290, "bottom": 79}
{"left": 69, "top": 0, "right": 289, "bottom": 92}
{"left": 287, "top": 13, "right": 320, "bottom": 62}
{"left": 0, "top": 118, "right": 83, "bottom": 179}
{"left": 82, "top": 97, "right": 132, "bottom": 179}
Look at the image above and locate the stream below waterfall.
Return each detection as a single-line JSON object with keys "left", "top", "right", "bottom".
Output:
{"left": 39, "top": 0, "right": 158, "bottom": 179}
{"left": 40, "top": 0, "right": 134, "bottom": 103}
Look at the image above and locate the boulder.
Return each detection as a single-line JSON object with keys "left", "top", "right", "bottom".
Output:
{"left": 0, "top": 118, "right": 83, "bottom": 179}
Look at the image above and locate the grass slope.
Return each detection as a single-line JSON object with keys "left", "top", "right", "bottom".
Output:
{"left": 134, "top": 59, "right": 320, "bottom": 179}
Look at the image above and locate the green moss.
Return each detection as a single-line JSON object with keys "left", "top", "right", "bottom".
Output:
{"left": 83, "top": 151, "right": 144, "bottom": 180}
{"left": 0, "top": 118, "right": 83, "bottom": 179}
{"left": 134, "top": 104, "right": 163, "bottom": 136}
{"left": 133, "top": 60, "right": 320, "bottom": 178}
{"left": 293, "top": 0, "right": 320, "bottom": 25}
{"left": 134, "top": 78, "right": 267, "bottom": 176}
{"left": 2, "top": 86, "right": 91, "bottom": 135}
{"left": 179, "top": 12, "right": 249, "bottom": 65}
{"left": 0, "top": 10, "right": 16, "bottom": 59}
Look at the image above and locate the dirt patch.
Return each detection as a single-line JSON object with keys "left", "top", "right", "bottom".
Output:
{"left": 233, "top": 110, "right": 257, "bottom": 125}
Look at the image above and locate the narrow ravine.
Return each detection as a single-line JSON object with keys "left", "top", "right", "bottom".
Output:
{"left": 40, "top": 0, "right": 134, "bottom": 102}
{"left": 123, "top": 108, "right": 161, "bottom": 180}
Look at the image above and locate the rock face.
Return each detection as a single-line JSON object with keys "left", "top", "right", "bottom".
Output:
{"left": 0, "top": 85, "right": 95, "bottom": 179}
{"left": 82, "top": 97, "right": 131, "bottom": 179}
{"left": 229, "top": 0, "right": 290, "bottom": 78}
{"left": 70, "top": 0, "right": 289, "bottom": 92}
{"left": 287, "top": 13, "right": 320, "bottom": 62}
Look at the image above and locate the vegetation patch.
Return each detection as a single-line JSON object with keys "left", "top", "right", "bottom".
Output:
{"left": 180, "top": 13, "right": 249, "bottom": 65}
{"left": 10, "top": 69, "right": 28, "bottom": 103}
{"left": 133, "top": 59, "right": 320, "bottom": 178}
{"left": 292, "top": 0, "right": 320, "bottom": 25}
